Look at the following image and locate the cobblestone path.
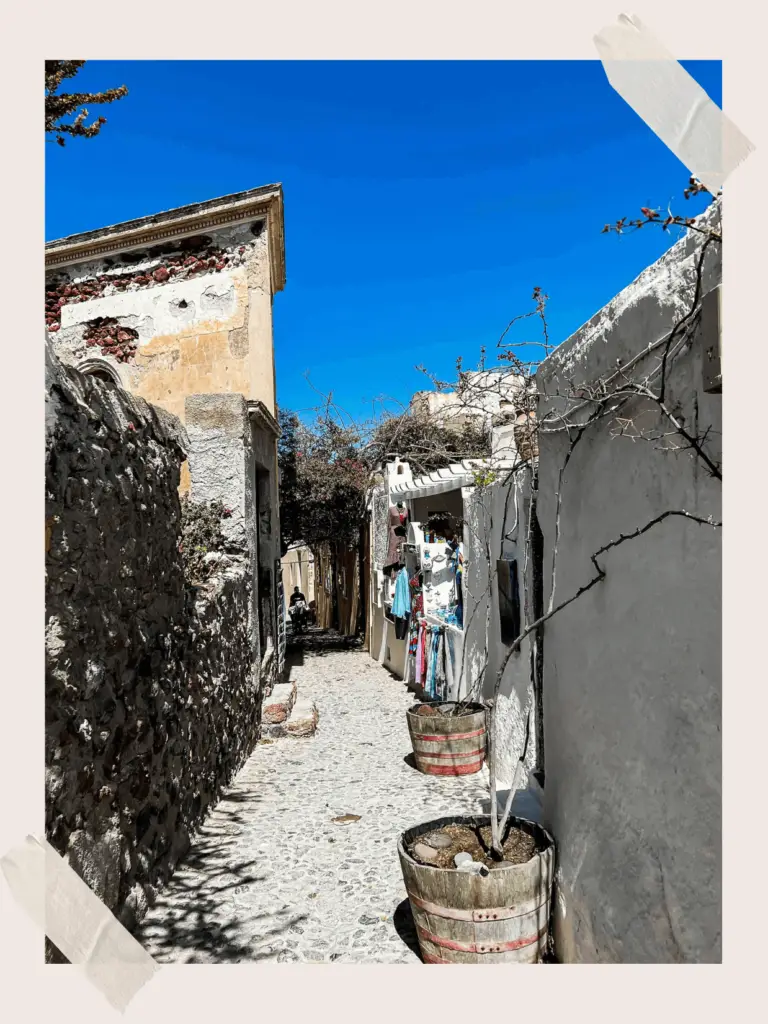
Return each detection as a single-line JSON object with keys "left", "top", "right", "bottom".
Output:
{"left": 137, "top": 636, "right": 491, "bottom": 963}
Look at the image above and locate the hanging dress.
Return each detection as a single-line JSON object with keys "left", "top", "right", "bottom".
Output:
{"left": 392, "top": 566, "right": 411, "bottom": 640}
{"left": 385, "top": 504, "right": 408, "bottom": 571}
{"left": 415, "top": 621, "right": 426, "bottom": 687}
{"left": 435, "top": 629, "right": 447, "bottom": 700}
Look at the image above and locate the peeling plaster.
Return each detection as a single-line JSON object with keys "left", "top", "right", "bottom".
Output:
{"left": 61, "top": 274, "right": 237, "bottom": 342}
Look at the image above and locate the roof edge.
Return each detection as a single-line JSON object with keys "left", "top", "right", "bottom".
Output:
{"left": 248, "top": 399, "right": 281, "bottom": 438}
{"left": 45, "top": 184, "right": 286, "bottom": 294}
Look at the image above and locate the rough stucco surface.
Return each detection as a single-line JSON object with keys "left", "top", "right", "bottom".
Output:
{"left": 535, "top": 207, "right": 722, "bottom": 963}
{"left": 184, "top": 392, "right": 281, "bottom": 690}
{"left": 367, "top": 475, "right": 405, "bottom": 675}
{"left": 46, "top": 221, "right": 273, "bottom": 425}
{"left": 464, "top": 475, "right": 538, "bottom": 787}
{"left": 45, "top": 346, "right": 262, "bottom": 938}
{"left": 186, "top": 393, "right": 255, "bottom": 555}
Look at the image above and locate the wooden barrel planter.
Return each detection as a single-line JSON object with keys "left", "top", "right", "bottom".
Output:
{"left": 406, "top": 701, "right": 487, "bottom": 776}
{"left": 398, "top": 814, "right": 555, "bottom": 964}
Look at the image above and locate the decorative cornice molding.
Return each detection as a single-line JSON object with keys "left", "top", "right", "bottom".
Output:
{"left": 45, "top": 188, "right": 286, "bottom": 294}
{"left": 247, "top": 400, "right": 281, "bottom": 439}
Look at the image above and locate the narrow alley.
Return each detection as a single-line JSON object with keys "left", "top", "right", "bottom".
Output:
{"left": 135, "top": 631, "right": 495, "bottom": 964}
{"left": 36, "top": 60, "right": 725, "bottom": 977}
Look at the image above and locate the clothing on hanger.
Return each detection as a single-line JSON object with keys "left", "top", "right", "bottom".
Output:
{"left": 386, "top": 503, "right": 409, "bottom": 566}
{"left": 435, "top": 629, "right": 447, "bottom": 700}
{"left": 408, "top": 616, "right": 419, "bottom": 660}
{"left": 444, "top": 629, "right": 457, "bottom": 698}
{"left": 425, "top": 626, "right": 440, "bottom": 698}
{"left": 447, "top": 539, "right": 464, "bottom": 627}
{"left": 391, "top": 566, "right": 411, "bottom": 619}
{"left": 415, "top": 621, "right": 426, "bottom": 687}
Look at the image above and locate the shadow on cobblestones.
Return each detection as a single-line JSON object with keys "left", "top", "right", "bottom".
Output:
{"left": 137, "top": 788, "right": 309, "bottom": 962}
{"left": 286, "top": 626, "right": 363, "bottom": 658}
{"left": 141, "top": 898, "right": 309, "bottom": 964}
{"left": 393, "top": 899, "right": 423, "bottom": 961}
{"left": 136, "top": 646, "right": 491, "bottom": 963}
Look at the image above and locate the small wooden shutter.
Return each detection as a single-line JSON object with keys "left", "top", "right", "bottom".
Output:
{"left": 497, "top": 558, "right": 521, "bottom": 646}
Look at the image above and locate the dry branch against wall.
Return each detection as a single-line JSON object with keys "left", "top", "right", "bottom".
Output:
{"left": 429, "top": 192, "right": 722, "bottom": 859}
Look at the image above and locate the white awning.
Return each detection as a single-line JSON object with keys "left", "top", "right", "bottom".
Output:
{"left": 389, "top": 458, "right": 519, "bottom": 500}
{"left": 389, "top": 460, "right": 482, "bottom": 499}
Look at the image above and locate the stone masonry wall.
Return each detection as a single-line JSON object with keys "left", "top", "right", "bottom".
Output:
{"left": 45, "top": 342, "right": 262, "bottom": 937}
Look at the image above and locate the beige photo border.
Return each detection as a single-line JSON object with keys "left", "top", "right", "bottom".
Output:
{"left": 1, "top": 0, "right": 762, "bottom": 1019}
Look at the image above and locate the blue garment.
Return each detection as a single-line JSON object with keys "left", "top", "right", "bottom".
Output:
{"left": 444, "top": 629, "right": 458, "bottom": 698}
{"left": 391, "top": 567, "right": 411, "bottom": 618}
{"left": 426, "top": 626, "right": 440, "bottom": 698}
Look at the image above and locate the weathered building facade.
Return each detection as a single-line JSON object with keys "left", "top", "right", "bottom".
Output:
{"left": 45, "top": 184, "right": 286, "bottom": 684}
{"left": 536, "top": 207, "right": 722, "bottom": 964}
{"left": 410, "top": 370, "right": 523, "bottom": 428}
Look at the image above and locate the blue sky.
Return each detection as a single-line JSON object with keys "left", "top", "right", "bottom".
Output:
{"left": 46, "top": 60, "right": 721, "bottom": 420}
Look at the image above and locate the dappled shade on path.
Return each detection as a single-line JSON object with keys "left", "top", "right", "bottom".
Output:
{"left": 136, "top": 644, "right": 491, "bottom": 963}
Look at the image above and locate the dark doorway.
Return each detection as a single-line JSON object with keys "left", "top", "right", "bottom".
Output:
{"left": 255, "top": 468, "right": 273, "bottom": 655}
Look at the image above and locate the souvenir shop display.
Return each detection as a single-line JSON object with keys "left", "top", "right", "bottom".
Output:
{"left": 381, "top": 513, "right": 464, "bottom": 699}
{"left": 381, "top": 503, "right": 410, "bottom": 620}
{"left": 411, "top": 617, "right": 463, "bottom": 700}
{"left": 381, "top": 499, "right": 466, "bottom": 699}
{"left": 419, "top": 535, "right": 463, "bottom": 623}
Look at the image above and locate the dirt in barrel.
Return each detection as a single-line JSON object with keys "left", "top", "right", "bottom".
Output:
{"left": 407, "top": 823, "right": 537, "bottom": 870}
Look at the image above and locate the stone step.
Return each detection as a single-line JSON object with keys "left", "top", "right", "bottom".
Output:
{"left": 261, "top": 680, "right": 296, "bottom": 734}
{"left": 285, "top": 697, "right": 319, "bottom": 738}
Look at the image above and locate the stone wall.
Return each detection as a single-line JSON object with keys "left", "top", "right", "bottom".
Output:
{"left": 535, "top": 206, "right": 722, "bottom": 963}
{"left": 184, "top": 392, "right": 281, "bottom": 688}
{"left": 45, "top": 344, "right": 262, "bottom": 937}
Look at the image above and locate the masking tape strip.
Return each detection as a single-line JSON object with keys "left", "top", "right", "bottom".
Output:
{"left": 594, "top": 14, "right": 754, "bottom": 194}
{"left": 1, "top": 835, "right": 159, "bottom": 1013}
